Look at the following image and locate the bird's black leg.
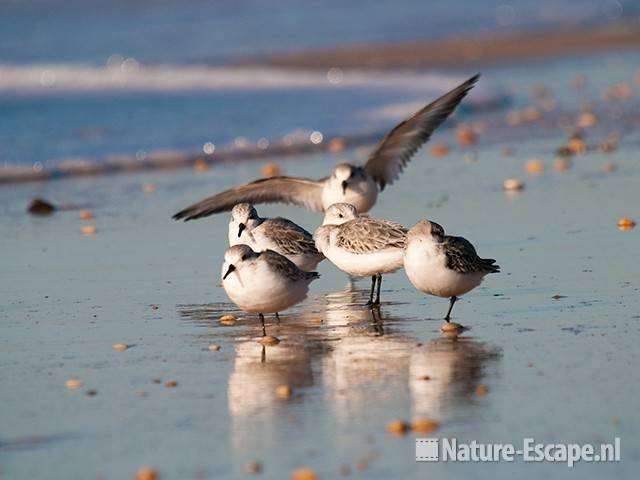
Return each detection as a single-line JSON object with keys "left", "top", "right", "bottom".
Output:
{"left": 366, "top": 275, "right": 376, "bottom": 305}
{"left": 444, "top": 296, "right": 458, "bottom": 322}
{"left": 374, "top": 274, "right": 382, "bottom": 306}
{"left": 259, "top": 313, "right": 266, "bottom": 336}
{"left": 275, "top": 312, "right": 280, "bottom": 324}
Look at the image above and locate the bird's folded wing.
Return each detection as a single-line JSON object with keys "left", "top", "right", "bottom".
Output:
{"left": 265, "top": 218, "right": 321, "bottom": 255}
{"left": 261, "top": 249, "right": 319, "bottom": 281}
{"left": 443, "top": 235, "right": 499, "bottom": 273}
{"left": 364, "top": 74, "right": 480, "bottom": 190}
{"left": 335, "top": 218, "right": 407, "bottom": 253}
{"left": 173, "top": 176, "right": 324, "bottom": 220}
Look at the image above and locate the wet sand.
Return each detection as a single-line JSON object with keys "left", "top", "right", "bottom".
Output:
{"left": 2, "top": 51, "right": 640, "bottom": 478}
{"left": 241, "top": 21, "right": 640, "bottom": 70}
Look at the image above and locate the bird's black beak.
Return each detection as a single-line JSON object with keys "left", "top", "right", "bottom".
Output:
{"left": 237, "top": 223, "right": 245, "bottom": 238}
{"left": 341, "top": 180, "right": 348, "bottom": 195}
{"left": 223, "top": 264, "right": 236, "bottom": 280}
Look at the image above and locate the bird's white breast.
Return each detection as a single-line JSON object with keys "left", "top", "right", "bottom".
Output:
{"left": 404, "top": 242, "right": 485, "bottom": 298}
{"left": 222, "top": 261, "right": 310, "bottom": 314}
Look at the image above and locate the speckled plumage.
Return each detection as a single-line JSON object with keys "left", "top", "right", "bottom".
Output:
{"left": 260, "top": 217, "right": 320, "bottom": 255}
{"left": 335, "top": 218, "right": 407, "bottom": 254}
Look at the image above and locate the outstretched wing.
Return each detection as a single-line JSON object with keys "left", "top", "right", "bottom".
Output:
{"left": 442, "top": 235, "right": 500, "bottom": 274}
{"left": 336, "top": 218, "right": 407, "bottom": 254}
{"left": 173, "top": 176, "right": 324, "bottom": 220}
{"left": 364, "top": 74, "right": 480, "bottom": 190}
{"left": 263, "top": 217, "right": 321, "bottom": 255}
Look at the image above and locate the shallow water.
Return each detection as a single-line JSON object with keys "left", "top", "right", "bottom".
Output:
{"left": 2, "top": 52, "right": 640, "bottom": 478}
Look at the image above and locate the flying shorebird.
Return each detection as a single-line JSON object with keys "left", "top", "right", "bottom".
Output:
{"left": 173, "top": 74, "right": 479, "bottom": 220}
{"left": 314, "top": 203, "right": 407, "bottom": 307}
{"left": 228, "top": 203, "right": 323, "bottom": 271}
{"left": 221, "top": 244, "right": 320, "bottom": 336}
{"left": 403, "top": 220, "right": 500, "bottom": 321}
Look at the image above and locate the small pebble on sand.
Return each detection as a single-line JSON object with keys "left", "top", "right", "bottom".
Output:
{"left": 208, "top": 344, "right": 221, "bottom": 352}
{"left": 291, "top": 468, "right": 318, "bottom": 480}
{"left": 554, "top": 157, "right": 572, "bottom": 171}
{"left": 81, "top": 225, "right": 97, "bottom": 235}
{"left": 259, "top": 335, "right": 280, "bottom": 346}
{"left": 112, "top": 343, "right": 128, "bottom": 352}
{"left": 386, "top": 420, "right": 410, "bottom": 436}
{"left": 194, "top": 158, "right": 210, "bottom": 172}
{"left": 65, "top": 379, "right": 83, "bottom": 389}
{"left": 475, "top": 385, "right": 489, "bottom": 397}
{"left": 86, "top": 389, "right": 98, "bottom": 396}
{"left": 456, "top": 125, "right": 477, "bottom": 146}
{"left": 164, "top": 380, "right": 178, "bottom": 388}
{"left": 411, "top": 418, "right": 439, "bottom": 433}
{"left": 441, "top": 322, "right": 464, "bottom": 333}
{"left": 577, "top": 112, "right": 597, "bottom": 128}
{"left": 276, "top": 384, "right": 292, "bottom": 398}
{"left": 602, "top": 162, "right": 617, "bottom": 173}
{"left": 261, "top": 163, "right": 281, "bottom": 177}
{"left": 142, "top": 183, "right": 156, "bottom": 193}
{"left": 79, "top": 210, "right": 93, "bottom": 220}
{"left": 244, "top": 461, "right": 263, "bottom": 475}
{"left": 219, "top": 314, "right": 237, "bottom": 326}
{"left": 27, "top": 198, "right": 56, "bottom": 215}
{"left": 618, "top": 218, "right": 636, "bottom": 231}
{"left": 503, "top": 179, "right": 525, "bottom": 191}
{"left": 524, "top": 159, "right": 544, "bottom": 174}
{"left": 328, "top": 137, "right": 346, "bottom": 153}
{"left": 136, "top": 467, "right": 158, "bottom": 480}
{"left": 430, "top": 143, "right": 450, "bottom": 158}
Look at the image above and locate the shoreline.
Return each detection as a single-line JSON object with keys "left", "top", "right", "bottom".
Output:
{"left": 238, "top": 21, "right": 640, "bottom": 70}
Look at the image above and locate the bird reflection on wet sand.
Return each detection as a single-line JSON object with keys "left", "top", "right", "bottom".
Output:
{"left": 177, "top": 284, "right": 501, "bottom": 461}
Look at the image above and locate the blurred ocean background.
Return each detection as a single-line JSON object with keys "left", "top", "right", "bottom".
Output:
{"left": 1, "top": 0, "right": 636, "bottom": 168}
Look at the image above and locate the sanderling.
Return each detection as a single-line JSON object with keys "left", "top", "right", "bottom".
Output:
{"left": 403, "top": 220, "right": 499, "bottom": 321}
{"left": 228, "top": 203, "right": 323, "bottom": 271}
{"left": 314, "top": 203, "right": 406, "bottom": 306}
{"left": 221, "top": 244, "right": 319, "bottom": 335}
{"left": 173, "top": 75, "right": 479, "bottom": 220}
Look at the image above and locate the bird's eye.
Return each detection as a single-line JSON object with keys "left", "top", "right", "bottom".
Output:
{"left": 240, "top": 254, "right": 247, "bottom": 261}
{"left": 338, "top": 214, "right": 343, "bottom": 218}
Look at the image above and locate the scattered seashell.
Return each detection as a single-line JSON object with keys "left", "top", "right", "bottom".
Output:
{"left": 136, "top": 467, "right": 158, "bottom": 480}
{"left": 577, "top": 112, "right": 597, "bottom": 128}
{"left": 328, "top": 137, "right": 346, "bottom": 153}
{"left": 291, "top": 468, "right": 318, "bottom": 480}
{"left": 208, "top": 344, "right": 221, "bottom": 352}
{"left": 142, "top": 183, "right": 156, "bottom": 193}
{"left": 261, "top": 163, "right": 281, "bottom": 177}
{"left": 219, "top": 314, "right": 237, "bottom": 326}
{"left": 81, "top": 225, "right": 97, "bottom": 235}
{"left": 27, "top": 198, "right": 56, "bottom": 215}
{"left": 554, "top": 157, "right": 572, "bottom": 172}
{"left": 567, "top": 138, "right": 587, "bottom": 155}
{"left": 501, "top": 147, "right": 514, "bottom": 157}
{"left": 164, "top": 380, "right": 178, "bottom": 388}
{"left": 386, "top": 420, "right": 410, "bottom": 436}
{"left": 244, "top": 461, "right": 263, "bottom": 475}
{"left": 441, "top": 322, "right": 464, "bottom": 333}
{"left": 503, "top": 179, "right": 525, "bottom": 192}
{"left": 602, "top": 162, "right": 617, "bottom": 174}
{"left": 194, "top": 158, "right": 210, "bottom": 172}
{"left": 112, "top": 343, "right": 128, "bottom": 352}
{"left": 618, "top": 218, "right": 636, "bottom": 231}
{"left": 430, "top": 143, "right": 450, "bottom": 158}
{"left": 65, "top": 379, "right": 82, "bottom": 389}
{"left": 276, "top": 384, "right": 292, "bottom": 398}
{"left": 411, "top": 418, "right": 439, "bottom": 433}
{"left": 475, "top": 385, "right": 489, "bottom": 397}
{"left": 456, "top": 125, "right": 477, "bottom": 146}
{"left": 524, "top": 159, "right": 544, "bottom": 175}
{"left": 86, "top": 389, "right": 97, "bottom": 396}
{"left": 259, "top": 335, "right": 280, "bottom": 346}
{"left": 79, "top": 210, "right": 93, "bottom": 220}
